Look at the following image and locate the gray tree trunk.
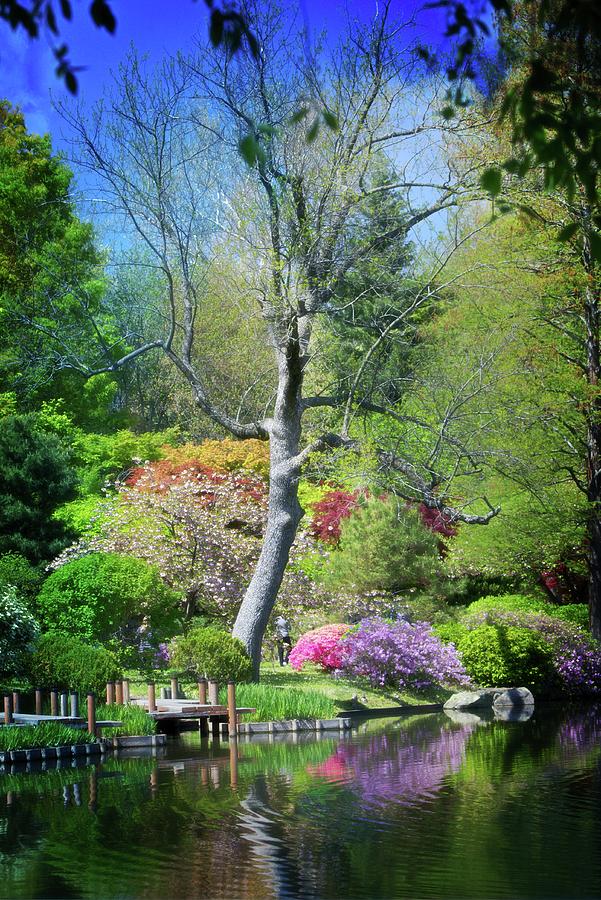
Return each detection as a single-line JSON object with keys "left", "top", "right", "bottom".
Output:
{"left": 232, "top": 347, "right": 304, "bottom": 678}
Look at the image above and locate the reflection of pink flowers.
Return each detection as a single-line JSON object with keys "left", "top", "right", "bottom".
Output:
{"left": 289, "top": 624, "right": 351, "bottom": 671}
{"left": 307, "top": 755, "right": 353, "bottom": 781}
{"left": 308, "top": 725, "right": 473, "bottom": 808}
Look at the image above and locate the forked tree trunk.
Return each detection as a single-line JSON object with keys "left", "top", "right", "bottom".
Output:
{"left": 232, "top": 351, "right": 304, "bottom": 678}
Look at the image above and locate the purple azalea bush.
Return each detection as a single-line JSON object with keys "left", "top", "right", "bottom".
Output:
{"left": 464, "top": 610, "right": 601, "bottom": 696}
{"left": 338, "top": 617, "right": 470, "bottom": 690}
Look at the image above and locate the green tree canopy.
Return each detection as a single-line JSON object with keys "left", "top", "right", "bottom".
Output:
{"left": 0, "top": 413, "right": 77, "bottom": 563}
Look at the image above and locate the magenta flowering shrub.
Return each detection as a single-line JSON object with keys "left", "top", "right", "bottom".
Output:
{"left": 338, "top": 617, "right": 470, "bottom": 690}
{"left": 464, "top": 609, "right": 601, "bottom": 696}
{"left": 288, "top": 623, "right": 351, "bottom": 672}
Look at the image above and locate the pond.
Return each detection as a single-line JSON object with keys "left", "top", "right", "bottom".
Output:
{"left": 1, "top": 705, "right": 600, "bottom": 899}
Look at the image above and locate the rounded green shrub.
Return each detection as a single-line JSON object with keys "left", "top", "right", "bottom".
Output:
{"left": 0, "top": 584, "right": 40, "bottom": 679}
{"left": 170, "top": 626, "right": 252, "bottom": 682}
{"left": 433, "top": 622, "right": 469, "bottom": 647}
{"left": 37, "top": 552, "right": 181, "bottom": 643}
{"left": 457, "top": 624, "right": 556, "bottom": 692}
{"left": 0, "top": 553, "right": 43, "bottom": 605}
{"left": 463, "top": 594, "right": 591, "bottom": 634}
{"left": 29, "top": 632, "right": 122, "bottom": 696}
{"left": 463, "top": 593, "right": 548, "bottom": 619}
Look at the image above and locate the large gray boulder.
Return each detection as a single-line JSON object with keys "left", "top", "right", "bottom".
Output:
{"left": 444, "top": 689, "right": 508, "bottom": 710}
{"left": 492, "top": 687, "right": 534, "bottom": 709}
{"left": 444, "top": 687, "right": 534, "bottom": 711}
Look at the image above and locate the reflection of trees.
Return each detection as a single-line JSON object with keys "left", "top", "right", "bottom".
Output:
{"left": 1, "top": 712, "right": 601, "bottom": 898}
{"left": 238, "top": 774, "right": 306, "bottom": 900}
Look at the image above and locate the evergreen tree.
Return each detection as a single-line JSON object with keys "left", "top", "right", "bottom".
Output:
{"left": 0, "top": 414, "right": 77, "bottom": 564}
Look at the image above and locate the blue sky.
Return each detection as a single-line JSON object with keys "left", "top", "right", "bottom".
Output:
{"left": 1, "top": 1, "right": 452, "bottom": 151}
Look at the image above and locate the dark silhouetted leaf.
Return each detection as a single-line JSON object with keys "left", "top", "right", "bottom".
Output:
{"left": 589, "top": 231, "right": 601, "bottom": 265}
{"left": 557, "top": 223, "right": 580, "bottom": 242}
{"left": 209, "top": 10, "right": 223, "bottom": 46}
{"left": 306, "top": 120, "right": 319, "bottom": 143}
{"left": 322, "top": 110, "right": 338, "bottom": 130}
{"left": 46, "top": 4, "right": 57, "bottom": 34}
{"left": 90, "top": 0, "right": 116, "bottom": 33}
{"left": 239, "top": 134, "right": 258, "bottom": 167}
{"left": 65, "top": 70, "right": 77, "bottom": 95}
{"left": 480, "top": 167, "right": 502, "bottom": 197}
{"left": 289, "top": 107, "right": 309, "bottom": 125}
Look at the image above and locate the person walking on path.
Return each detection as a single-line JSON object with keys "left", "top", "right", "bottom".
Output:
{"left": 274, "top": 616, "right": 292, "bottom": 666}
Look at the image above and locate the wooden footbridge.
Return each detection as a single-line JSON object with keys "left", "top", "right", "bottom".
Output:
{"left": 2, "top": 678, "right": 253, "bottom": 738}
{"left": 132, "top": 678, "right": 254, "bottom": 737}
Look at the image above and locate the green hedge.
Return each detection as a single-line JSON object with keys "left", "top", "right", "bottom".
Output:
{"left": 457, "top": 624, "right": 556, "bottom": 692}
{"left": 37, "top": 552, "right": 180, "bottom": 643}
{"left": 29, "top": 632, "right": 122, "bottom": 696}
{"left": 170, "top": 626, "right": 252, "bottom": 682}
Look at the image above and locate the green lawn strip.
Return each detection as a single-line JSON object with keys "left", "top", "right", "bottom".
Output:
{"left": 123, "top": 665, "right": 452, "bottom": 721}
{"left": 258, "top": 663, "right": 454, "bottom": 711}
{"left": 0, "top": 722, "right": 94, "bottom": 751}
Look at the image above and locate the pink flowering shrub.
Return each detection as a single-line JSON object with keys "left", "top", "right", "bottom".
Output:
{"left": 338, "top": 617, "right": 470, "bottom": 690}
{"left": 289, "top": 623, "right": 351, "bottom": 671}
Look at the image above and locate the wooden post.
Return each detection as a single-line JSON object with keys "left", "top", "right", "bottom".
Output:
{"left": 87, "top": 693, "right": 96, "bottom": 737}
{"left": 170, "top": 677, "right": 179, "bottom": 701}
{"left": 199, "top": 716, "right": 208, "bottom": 738}
{"left": 227, "top": 682, "right": 237, "bottom": 737}
{"left": 208, "top": 680, "right": 219, "bottom": 705}
{"left": 115, "top": 680, "right": 123, "bottom": 705}
{"left": 50, "top": 689, "right": 59, "bottom": 716}
{"left": 3, "top": 694, "right": 12, "bottom": 725}
{"left": 106, "top": 681, "right": 115, "bottom": 705}
{"left": 122, "top": 678, "right": 130, "bottom": 704}
{"left": 88, "top": 770, "right": 97, "bottom": 813}
{"left": 229, "top": 736, "right": 238, "bottom": 789}
{"left": 210, "top": 716, "right": 220, "bottom": 738}
{"left": 70, "top": 692, "right": 79, "bottom": 718}
{"left": 147, "top": 682, "right": 156, "bottom": 712}
{"left": 60, "top": 692, "right": 68, "bottom": 716}
{"left": 35, "top": 689, "right": 43, "bottom": 716}
{"left": 12, "top": 691, "right": 20, "bottom": 714}
{"left": 198, "top": 679, "right": 207, "bottom": 704}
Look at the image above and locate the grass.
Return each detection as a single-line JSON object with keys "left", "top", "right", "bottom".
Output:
{"left": 0, "top": 722, "right": 94, "bottom": 752}
{"left": 258, "top": 662, "right": 454, "bottom": 711}
{"left": 96, "top": 703, "right": 156, "bottom": 737}
{"left": 217, "top": 681, "right": 337, "bottom": 721}
{"left": 123, "top": 661, "right": 454, "bottom": 723}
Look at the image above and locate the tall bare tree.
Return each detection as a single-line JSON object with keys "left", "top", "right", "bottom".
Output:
{"left": 57, "top": 1, "right": 497, "bottom": 674}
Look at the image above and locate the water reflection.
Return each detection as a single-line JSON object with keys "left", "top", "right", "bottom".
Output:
{"left": 0, "top": 706, "right": 600, "bottom": 899}
{"left": 306, "top": 719, "right": 474, "bottom": 809}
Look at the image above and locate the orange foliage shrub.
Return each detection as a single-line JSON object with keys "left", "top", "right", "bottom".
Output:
{"left": 161, "top": 438, "right": 270, "bottom": 477}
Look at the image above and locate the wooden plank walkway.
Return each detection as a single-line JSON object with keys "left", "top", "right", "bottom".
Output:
{"left": 131, "top": 697, "right": 255, "bottom": 735}
{"left": 9, "top": 714, "right": 123, "bottom": 729}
